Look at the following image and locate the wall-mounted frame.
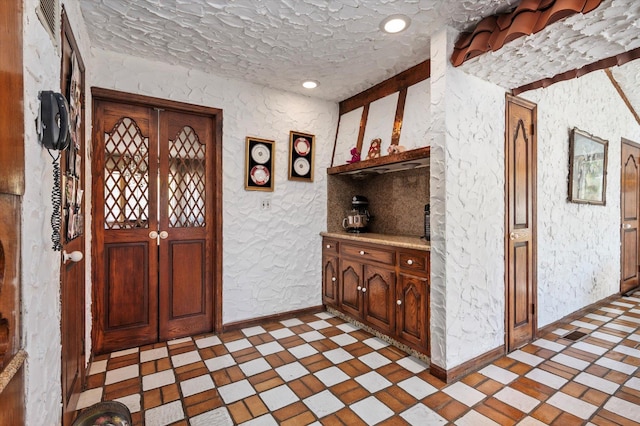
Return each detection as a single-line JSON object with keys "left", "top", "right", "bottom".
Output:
{"left": 288, "top": 131, "right": 315, "bottom": 182}
{"left": 568, "top": 127, "right": 608, "bottom": 205}
{"left": 245, "top": 136, "right": 275, "bottom": 191}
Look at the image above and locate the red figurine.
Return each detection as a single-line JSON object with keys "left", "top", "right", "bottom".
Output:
{"left": 347, "top": 147, "right": 361, "bottom": 163}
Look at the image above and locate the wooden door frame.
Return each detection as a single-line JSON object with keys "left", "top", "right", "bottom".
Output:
{"left": 504, "top": 94, "right": 538, "bottom": 351}
{"left": 91, "top": 88, "right": 224, "bottom": 335}
{"left": 621, "top": 137, "right": 640, "bottom": 295}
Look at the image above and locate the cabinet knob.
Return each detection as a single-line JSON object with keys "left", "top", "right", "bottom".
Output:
{"left": 326, "top": 244, "right": 331, "bottom": 248}
{"left": 407, "top": 259, "right": 414, "bottom": 265}
{"left": 397, "top": 300, "right": 402, "bottom": 305}
{"left": 357, "top": 286, "right": 362, "bottom": 291}
{"left": 331, "top": 277, "right": 336, "bottom": 282}
{"left": 359, "top": 250, "right": 365, "bottom": 255}
{"left": 362, "top": 287, "right": 367, "bottom": 293}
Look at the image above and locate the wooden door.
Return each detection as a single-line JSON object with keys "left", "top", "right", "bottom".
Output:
{"left": 363, "top": 265, "right": 395, "bottom": 334}
{"left": 396, "top": 274, "right": 428, "bottom": 351}
{"left": 621, "top": 139, "right": 640, "bottom": 295}
{"left": 505, "top": 94, "right": 537, "bottom": 352}
{"left": 158, "top": 110, "right": 213, "bottom": 341}
{"left": 322, "top": 254, "right": 339, "bottom": 307}
{"left": 339, "top": 259, "right": 363, "bottom": 319}
{"left": 93, "top": 100, "right": 159, "bottom": 353}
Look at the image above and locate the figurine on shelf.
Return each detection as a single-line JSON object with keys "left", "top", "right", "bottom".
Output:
{"left": 366, "top": 138, "right": 381, "bottom": 160}
{"left": 347, "top": 147, "right": 361, "bottom": 164}
{"left": 387, "top": 144, "right": 406, "bottom": 155}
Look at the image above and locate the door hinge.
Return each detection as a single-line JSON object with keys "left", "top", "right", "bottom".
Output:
{"left": 530, "top": 124, "right": 535, "bottom": 136}
{"left": 531, "top": 303, "right": 535, "bottom": 315}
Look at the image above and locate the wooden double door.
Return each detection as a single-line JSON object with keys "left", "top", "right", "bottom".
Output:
{"left": 92, "top": 91, "right": 221, "bottom": 354}
{"left": 621, "top": 139, "right": 640, "bottom": 295}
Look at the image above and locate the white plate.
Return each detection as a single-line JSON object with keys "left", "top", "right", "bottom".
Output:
{"left": 251, "top": 143, "right": 270, "bottom": 164}
{"left": 294, "top": 157, "right": 310, "bottom": 176}
{"left": 250, "top": 165, "right": 270, "bottom": 185}
{"left": 294, "top": 138, "right": 310, "bottom": 156}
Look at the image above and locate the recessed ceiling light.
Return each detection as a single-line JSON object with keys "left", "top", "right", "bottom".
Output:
{"left": 380, "top": 15, "right": 411, "bottom": 34}
{"left": 302, "top": 80, "right": 319, "bottom": 89}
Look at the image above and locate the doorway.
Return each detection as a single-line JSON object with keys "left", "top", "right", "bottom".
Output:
{"left": 505, "top": 94, "right": 537, "bottom": 352}
{"left": 621, "top": 138, "right": 640, "bottom": 295}
{"left": 91, "top": 89, "right": 223, "bottom": 354}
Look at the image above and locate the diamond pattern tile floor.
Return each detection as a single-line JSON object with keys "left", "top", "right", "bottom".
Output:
{"left": 74, "top": 292, "right": 640, "bottom": 425}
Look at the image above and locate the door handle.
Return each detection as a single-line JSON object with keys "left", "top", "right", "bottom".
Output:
{"left": 623, "top": 224, "right": 632, "bottom": 230}
{"left": 159, "top": 231, "right": 168, "bottom": 239}
{"left": 62, "top": 250, "right": 83, "bottom": 264}
{"left": 149, "top": 231, "right": 158, "bottom": 239}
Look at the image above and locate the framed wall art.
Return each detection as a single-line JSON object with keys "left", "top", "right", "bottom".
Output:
{"left": 568, "top": 128, "right": 608, "bottom": 205}
{"left": 245, "top": 137, "right": 275, "bottom": 191}
{"left": 288, "top": 131, "right": 315, "bottom": 182}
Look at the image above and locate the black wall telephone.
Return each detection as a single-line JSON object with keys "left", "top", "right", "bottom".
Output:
{"left": 37, "top": 90, "right": 71, "bottom": 151}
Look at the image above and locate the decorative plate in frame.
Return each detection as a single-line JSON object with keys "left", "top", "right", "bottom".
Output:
{"left": 245, "top": 137, "right": 275, "bottom": 191}
{"left": 288, "top": 131, "right": 315, "bottom": 182}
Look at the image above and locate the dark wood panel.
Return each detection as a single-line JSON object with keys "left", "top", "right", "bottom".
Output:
{"left": 397, "top": 274, "right": 428, "bottom": 352}
{"left": 398, "top": 250, "right": 429, "bottom": 276}
{"left": 169, "top": 241, "right": 205, "bottom": 318}
{"left": 339, "top": 259, "right": 363, "bottom": 319}
{"left": 621, "top": 139, "right": 640, "bottom": 294}
{"left": 363, "top": 265, "right": 395, "bottom": 334}
{"left": 623, "top": 230, "right": 638, "bottom": 281}
{"left": 0, "top": 195, "right": 21, "bottom": 371}
{"left": 513, "top": 243, "right": 529, "bottom": 326}
{"left": 0, "top": 362, "right": 25, "bottom": 425}
{"left": 514, "top": 120, "right": 529, "bottom": 227}
{"left": 322, "top": 255, "right": 339, "bottom": 307}
{"left": 340, "top": 243, "right": 395, "bottom": 265}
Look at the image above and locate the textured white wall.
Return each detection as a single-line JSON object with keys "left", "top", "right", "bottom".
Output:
{"left": 521, "top": 71, "right": 640, "bottom": 328}
{"left": 88, "top": 49, "right": 338, "bottom": 324}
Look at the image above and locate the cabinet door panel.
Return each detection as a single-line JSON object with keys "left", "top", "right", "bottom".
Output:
{"left": 323, "top": 255, "right": 339, "bottom": 307}
{"left": 340, "top": 258, "right": 363, "bottom": 319}
{"left": 364, "top": 265, "right": 395, "bottom": 334}
{"left": 397, "top": 274, "right": 429, "bottom": 352}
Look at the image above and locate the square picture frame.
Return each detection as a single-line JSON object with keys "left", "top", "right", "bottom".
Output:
{"left": 568, "top": 127, "right": 608, "bottom": 205}
{"left": 245, "top": 136, "right": 275, "bottom": 192}
{"left": 288, "top": 131, "right": 315, "bottom": 182}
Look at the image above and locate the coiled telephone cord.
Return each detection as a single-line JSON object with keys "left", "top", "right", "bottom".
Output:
{"left": 48, "top": 149, "right": 63, "bottom": 251}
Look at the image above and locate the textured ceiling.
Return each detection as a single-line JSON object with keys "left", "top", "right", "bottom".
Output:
{"left": 80, "top": 0, "right": 640, "bottom": 113}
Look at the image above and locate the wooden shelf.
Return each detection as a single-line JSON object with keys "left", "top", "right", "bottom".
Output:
{"left": 327, "top": 146, "right": 430, "bottom": 176}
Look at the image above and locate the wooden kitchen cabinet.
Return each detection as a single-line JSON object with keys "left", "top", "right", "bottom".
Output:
{"left": 322, "top": 236, "right": 430, "bottom": 354}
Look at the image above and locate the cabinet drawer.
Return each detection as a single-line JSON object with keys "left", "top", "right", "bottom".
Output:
{"left": 341, "top": 243, "right": 394, "bottom": 265}
{"left": 399, "top": 250, "right": 429, "bottom": 274}
{"left": 323, "top": 239, "right": 339, "bottom": 255}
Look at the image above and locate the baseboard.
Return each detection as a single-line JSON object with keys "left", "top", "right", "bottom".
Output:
{"left": 537, "top": 292, "right": 621, "bottom": 336}
{"left": 429, "top": 345, "right": 505, "bottom": 383}
{"left": 222, "top": 305, "right": 325, "bottom": 332}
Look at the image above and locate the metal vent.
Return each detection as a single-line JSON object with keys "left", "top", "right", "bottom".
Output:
{"left": 562, "top": 330, "right": 587, "bottom": 341}
{"left": 36, "top": 0, "right": 59, "bottom": 46}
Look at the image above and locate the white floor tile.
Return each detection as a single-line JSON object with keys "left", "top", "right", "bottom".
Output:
{"left": 142, "top": 369, "right": 175, "bottom": 391}
{"left": 88, "top": 359, "right": 107, "bottom": 375}
{"left": 355, "top": 371, "right": 392, "bottom": 393}
{"left": 454, "top": 410, "right": 500, "bottom": 426}
{"left": 595, "top": 356, "right": 637, "bottom": 374}
{"left": 570, "top": 320, "right": 598, "bottom": 330}
{"left": 256, "top": 341, "right": 285, "bottom": 356}
{"left": 181, "top": 374, "right": 216, "bottom": 398}
{"left": 585, "top": 313, "right": 612, "bottom": 323}
{"left": 610, "top": 301, "right": 633, "bottom": 309}
{"left": 359, "top": 352, "right": 391, "bottom": 369}
{"left": 614, "top": 344, "right": 640, "bottom": 358}
{"left": 269, "top": 328, "right": 294, "bottom": 340}
{"left": 280, "top": 318, "right": 303, "bottom": 327}
{"left": 626, "top": 377, "right": 640, "bottom": 391}
{"left": 242, "top": 326, "right": 266, "bottom": 337}
{"left": 516, "top": 417, "right": 548, "bottom": 426}
{"left": 546, "top": 392, "right": 597, "bottom": 420}
{"left": 323, "top": 347, "right": 354, "bottom": 364}
{"left": 167, "top": 337, "right": 192, "bottom": 345}
{"left": 111, "top": 347, "right": 139, "bottom": 358}
{"left": 629, "top": 308, "right": 640, "bottom": 315}
{"left": 443, "top": 382, "right": 486, "bottom": 407}
{"left": 590, "top": 331, "right": 623, "bottom": 343}
{"left": 330, "top": 333, "right": 357, "bottom": 346}
{"left": 144, "top": 400, "right": 184, "bottom": 426}
{"left": 315, "top": 312, "right": 334, "bottom": 319}
{"left": 218, "top": 379, "right": 256, "bottom": 404}
{"left": 625, "top": 296, "right": 640, "bottom": 303}
{"left": 239, "top": 358, "right": 272, "bottom": 377}
{"left": 104, "top": 364, "right": 139, "bottom": 385}
{"left": 574, "top": 372, "right": 620, "bottom": 394}
{"left": 303, "top": 390, "right": 344, "bottom": 417}
{"left": 275, "top": 361, "right": 310, "bottom": 381}
{"left": 299, "top": 330, "right": 325, "bottom": 342}
{"left": 224, "top": 338, "right": 252, "bottom": 352}
{"left": 288, "top": 343, "right": 319, "bottom": 359}
{"left": 604, "top": 322, "right": 636, "bottom": 333}
{"left": 397, "top": 356, "right": 428, "bottom": 373}
{"left": 494, "top": 387, "right": 540, "bottom": 413}
{"left": 550, "top": 353, "right": 590, "bottom": 371}
{"left": 205, "top": 354, "right": 236, "bottom": 372}
{"left": 239, "top": 414, "right": 278, "bottom": 426}
{"left": 259, "top": 384, "right": 299, "bottom": 411}
{"left": 629, "top": 333, "right": 640, "bottom": 342}
{"left": 314, "top": 366, "right": 350, "bottom": 387}
{"left": 398, "top": 376, "right": 438, "bottom": 399}
{"left": 603, "top": 397, "right": 640, "bottom": 423}
{"left": 171, "top": 350, "right": 201, "bottom": 368}
{"left": 114, "top": 393, "right": 141, "bottom": 414}
{"left": 140, "top": 347, "right": 168, "bottom": 363}
{"left": 75, "top": 387, "right": 103, "bottom": 410}
{"left": 401, "top": 403, "right": 447, "bottom": 425}
{"left": 479, "top": 364, "right": 518, "bottom": 385}
{"left": 532, "top": 338, "right": 565, "bottom": 352}
{"left": 571, "top": 341, "right": 608, "bottom": 356}
{"left": 363, "top": 337, "right": 389, "bottom": 350}
{"left": 336, "top": 323, "right": 360, "bottom": 333}
{"left": 196, "top": 335, "right": 222, "bottom": 348}
{"left": 525, "top": 368, "right": 568, "bottom": 389}
{"left": 508, "top": 350, "right": 544, "bottom": 367}
{"left": 308, "top": 319, "right": 331, "bottom": 330}
{"left": 190, "top": 407, "right": 234, "bottom": 426}
{"left": 599, "top": 307, "right": 624, "bottom": 315}
{"left": 552, "top": 328, "right": 570, "bottom": 336}
{"left": 351, "top": 396, "right": 394, "bottom": 425}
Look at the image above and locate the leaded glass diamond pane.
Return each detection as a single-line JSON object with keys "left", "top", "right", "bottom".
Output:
{"left": 168, "top": 126, "right": 206, "bottom": 228}
{"left": 104, "top": 117, "right": 149, "bottom": 229}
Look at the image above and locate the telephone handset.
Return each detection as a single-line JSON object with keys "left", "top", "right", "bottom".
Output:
{"left": 37, "top": 90, "right": 71, "bottom": 151}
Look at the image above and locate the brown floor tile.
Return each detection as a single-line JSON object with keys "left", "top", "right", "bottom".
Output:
{"left": 560, "top": 381, "right": 588, "bottom": 398}
{"left": 85, "top": 372, "right": 106, "bottom": 389}
{"left": 301, "top": 374, "right": 325, "bottom": 394}
{"left": 176, "top": 364, "right": 208, "bottom": 381}
{"left": 475, "top": 378, "right": 503, "bottom": 395}
{"left": 331, "top": 378, "right": 360, "bottom": 396}
{"left": 338, "top": 359, "right": 370, "bottom": 377}
{"left": 157, "top": 357, "right": 173, "bottom": 372}
{"left": 234, "top": 351, "right": 262, "bottom": 364}
{"left": 510, "top": 377, "right": 555, "bottom": 400}
{"left": 319, "top": 414, "right": 344, "bottom": 426}
{"left": 585, "top": 363, "right": 610, "bottom": 377}
{"left": 273, "top": 401, "right": 308, "bottom": 422}
{"left": 183, "top": 389, "right": 220, "bottom": 408}
{"left": 423, "top": 391, "right": 454, "bottom": 410}
{"left": 436, "top": 399, "right": 468, "bottom": 421}
{"left": 244, "top": 395, "right": 269, "bottom": 417}
{"left": 375, "top": 390, "right": 408, "bottom": 413}
{"left": 475, "top": 403, "right": 520, "bottom": 425}
{"left": 582, "top": 388, "right": 609, "bottom": 406}
{"left": 281, "top": 411, "right": 317, "bottom": 426}
{"left": 211, "top": 370, "right": 233, "bottom": 387}
{"left": 288, "top": 378, "right": 314, "bottom": 399}
{"left": 378, "top": 416, "right": 410, "bottom": 426}
{"left": 589, "top": 414, "right": 634, "bottom": 426}
{"left": 226, "top": 365, "right": 246, "bottom": 382}
{"left": 161, "top": 383, "right": 180, "bottom": 403}
{"left": 378, "top": 345, "right": 407, "bottom": 361}
{"left": 507, "top": 361, "right": 533, "bottom": 376}
{"left": 597, "top": 408, "right": 640, "bottom": 425}
{"left": 253, "top": 377, "right": 284, "bottom": 393}
{"left": 337, "top": 386, "right": 370, "bottom": 405}
{"left": 227, "top": 400, "right": 253, "bottom": 424}
{"left": 540, "top": 361, "right": 577, "bottom": 380}
{"left": 605, "top": 369, "right": 634, "bottom": 384}
{"left": 103, "top": 378, "right": 141, "bottom": 401}
{"left": 107, "top": 353, "right": 140, "bottom": 370}
{"left": 335, "top": 407, "right": 368, "bottom": 426}
{"left": 140, "top": 360, "right": 157, "bottom": 376}
{"left": 484, "top": 396, "right": 526, "bottom": 421}
{"left": 616, "top": 389, "right": 640, "bottom": 405}
{"left": 551, "top": 411, "right": 584, "bottom": 425}
{"left": 531, "top": 403, "right": 562, "bottom": 424}
{"left": 143, "top": 388, "right": 162, "bottom": 410}
{"left": 462, "top": 371, "right": 488, "bottom": 387}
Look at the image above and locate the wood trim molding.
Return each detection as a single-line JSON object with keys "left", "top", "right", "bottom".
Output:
{"left": 605, "top": 68, "right": 640, "bottom": 127}
{"left": 222, "top": 306, "right": 325, "bottom": 333}
{"left": 429, "top": 346, "right": 506, "bottom": 383}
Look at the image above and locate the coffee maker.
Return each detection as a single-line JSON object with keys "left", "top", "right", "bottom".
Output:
{"left": 342, "top": 195, "right": 371, "bottom": 233}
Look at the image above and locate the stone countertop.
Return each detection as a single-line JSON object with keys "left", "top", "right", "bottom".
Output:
{"left": 321, "top": 232, "right": 430, "bottom": 251}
